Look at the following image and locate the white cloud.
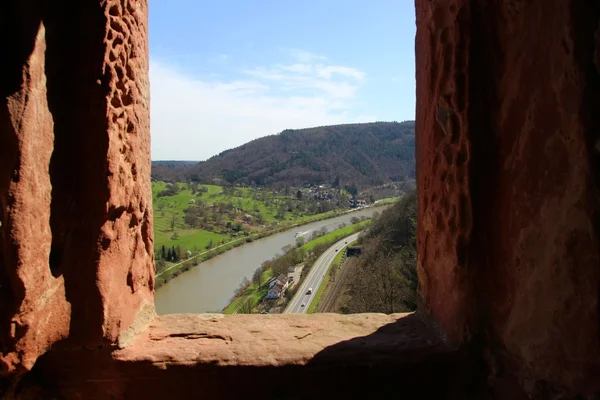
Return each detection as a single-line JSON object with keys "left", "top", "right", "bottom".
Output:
{"left": 150, "top": 51, "right": 375, "bottom": 161}
{"left": 315, "top": 65, "right": 365, "bottom": 81}
{"left": 208, "top": 53, "right": 229, "bottom": 64}
{"left": 284, "top": 48, "right": 328, "bottom": 63}
{"left": 280, "top": 63, "right": 313, "bottom": 74}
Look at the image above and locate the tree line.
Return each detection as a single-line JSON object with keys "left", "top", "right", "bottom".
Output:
{"left": 340, "top": 190, "right": 418, "bottom": 314}
{"left": 150, "top": 121, "right": 416, "bottom": 188}
{"left": 231, "top": 219, "right": 369, "bottom": 313}
{"left": 157, "top": 245, "right": 185, "bottom": 263}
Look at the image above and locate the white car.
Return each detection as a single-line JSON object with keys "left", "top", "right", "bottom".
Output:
{"left": 306, "top": 288, "right": 313, "bottom": 294}
{"left": 301, "top": 302, "right": 305, "bottom": 307}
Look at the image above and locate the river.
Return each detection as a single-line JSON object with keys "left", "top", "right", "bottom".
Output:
{"left": 154, "top": 206, "right": 389, "bottom": 314}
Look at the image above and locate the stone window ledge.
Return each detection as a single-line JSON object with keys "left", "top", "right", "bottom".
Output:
{"left": 117, "top": 312, "right": 449, "bottom": 366}
{"left": 27, "top": 313, "right": 461, "bottom": 399}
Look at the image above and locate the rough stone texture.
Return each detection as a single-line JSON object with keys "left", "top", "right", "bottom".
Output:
{"left": 120, "top": 313, "right": 439, "bottom": 365}
{"left": 2, "top": 0, "right": 600, "bottom": 398}
{"left": 0, "top": 17, "right": 71, "bottom": 375}
{"left": 415, "top": 0, "right": 473, "bottom": 343}
{"left": 416, "top": 0, "right": 600, "bottom": 397}
{"left": 21, "top": 313, "right": 460, "bottom": 399}
{"left": 0, "top": 0, "right": 154, "bottom": 375}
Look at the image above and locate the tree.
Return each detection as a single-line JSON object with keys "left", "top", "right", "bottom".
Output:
{"left": 275, "top": 205, "right": 286, "bottom": 220}
{"left": 341, "top": 191, "right": 418, "bottom": 314}
{"left": 170, "top": 231, "right": 179, "bottom": 240}
{"left": 205, "top": 239, "right": 214, "bottom": 250}
{"left": 333, "top": 175, "right": 341, "bottom": 188}
{"left": 161, "top": 245, "right": 166, "bottom": 260}
{"left": 255, "top": 212, "right": 264, "bottom": 224}
{"left": 252, "top": 267, "right": 263, "bottom": 288}
{"left": 281, "top": 244, "right": 294, "bottom": 254}
{"left": 345, "top": 184, "right": 358, "bottom": 197}
{"left": 184, "top": 212, "right": 199, "bottom": 228}
{"left": 235, "top": 277, "right": 251, "bottom": 297}
{"left": 238, "top": 299, "right": 253, "bottom": 314}
{"left": 170, "top": 214, "right": 177, "bottom": 231}
{"left": 296, "top": 190, "right": 302, "bottom": 200}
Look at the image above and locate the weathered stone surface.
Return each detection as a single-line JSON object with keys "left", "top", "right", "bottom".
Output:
{"left": 2, "top": 0, "right": 600, "bottom": 398}
{"left": 415, "top": 0, "right": 473, "bottom": 343}
{"left": 96, "top": 0, "right": 155, "bottom": 348}
{"left": 0, "top": 0, "right": 154, "bottom": 375}
{"left": 416, "top": 0, "right": 600, "bottom": 396}
{"left": 0, "top": 20, "right": 71, "bottom": 375}
{"left": 118, "top": 313, "right": 442, "bottom": 365}
{"left": 25, "top": 313, "right": 459, "bottom": 399}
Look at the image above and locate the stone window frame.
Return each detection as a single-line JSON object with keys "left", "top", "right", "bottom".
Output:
{"left": 12, "top": 0, "right": 600, "bottom": 397}
{"left": 1, "top": 0, "right": 454, "bottom": 387}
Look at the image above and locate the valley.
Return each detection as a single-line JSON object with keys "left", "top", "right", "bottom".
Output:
{"left": 151, "top": 120, "right": 417, "bottom": 315}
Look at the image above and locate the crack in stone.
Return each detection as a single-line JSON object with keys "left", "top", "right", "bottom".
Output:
{"left": 151, "top": 332, "right": 233, "bottom": 342}
{"left": 295, "top": 331, "right": 314, "bottom": 340}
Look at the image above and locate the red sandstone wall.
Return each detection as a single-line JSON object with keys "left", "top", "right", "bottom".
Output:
{"left": 0, "top": 0, "right": 154, "bottom": 375}
{"left": 416, "top": 0, "right": 600, "bottom": 396}
{"left": 2, "top": 0, "right": 599, "bottom": 397}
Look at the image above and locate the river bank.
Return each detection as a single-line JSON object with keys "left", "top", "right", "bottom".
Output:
{"left": 223, "top": 221, "right": 371, "bottom": 314}
{"left": 154, "top": 205, "right": 389, "bottom": 314}
{"left": 154, "top": 205, "right": 387, "bottom": 289}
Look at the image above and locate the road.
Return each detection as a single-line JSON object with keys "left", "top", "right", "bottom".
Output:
{"left": 159, "top": 205, "right": 374, "bottom": 279}
{"left": 294, "top": 207, "right": 370, "bottom": 240}
{"left": 285, "top": 232, "right": 361, "bottom": 314}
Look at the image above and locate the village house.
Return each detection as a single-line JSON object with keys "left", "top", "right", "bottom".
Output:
{"left": 274, "top": 274, "right": 288, "bottom": 287}
{"left": 266, "top": 274, "right": 289, "bottom": 299}
{"left": 265, "top": 283, "right": 285, "bottom": 299}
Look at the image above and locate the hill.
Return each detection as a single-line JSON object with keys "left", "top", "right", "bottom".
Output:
{"left": 152, "top": 160, "right": 199, "bottom": 167}
{"left": 341, "top": 191, "right": 417, "bottom": 313}
{"left": 151, "top": 161, "right": 199, "bottom": 182}
{"left": 151, "top": 121, "right": 415, "bottom": 188}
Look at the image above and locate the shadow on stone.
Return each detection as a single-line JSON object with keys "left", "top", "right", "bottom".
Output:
{"left": 18, "top": 313, "right": 465, "bottom": 399}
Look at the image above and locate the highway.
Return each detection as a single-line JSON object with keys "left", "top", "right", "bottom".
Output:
{"left": 285, "top": 232, "right": 361, "bottom": 314}
{"left": 294, "top": 206, "right": 370, "bottom": 240}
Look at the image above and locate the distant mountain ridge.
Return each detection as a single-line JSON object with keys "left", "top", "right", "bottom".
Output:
{"left": 151, "top": 121, "right": 415, "bottom": 188}
{"left": 152, "top": 160, "right": 198, "bottom": 167}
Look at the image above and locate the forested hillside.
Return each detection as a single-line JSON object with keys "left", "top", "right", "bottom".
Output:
{"left": 151, "top": 121, "right": 415, "bottom": 188}
{"left": 340, "top": 191, "right": 417, "bottom": 313}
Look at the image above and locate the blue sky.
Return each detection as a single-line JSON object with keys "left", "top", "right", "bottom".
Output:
{"left": 149, "top": 0, "right": 416, "bottom": 160}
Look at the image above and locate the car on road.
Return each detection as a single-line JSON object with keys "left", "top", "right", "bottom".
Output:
{"left": 307, "top": 288, "right": 313, "bottom": 294}
{"left": 345, "top": 241, "right": 347, "bottom": 244}
{"left": 301, "top": 302, "right": 305, "bottom": 307}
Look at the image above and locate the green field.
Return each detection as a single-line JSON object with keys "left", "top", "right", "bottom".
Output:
{"left": 223, "top": 269, "right": 274, "bottom": 314}
{"left": 153, "top": 182, "right": 265, "bottom": 252}
{"left": 300, "top": 220, "right": 370, "bottom": 252}
{"left": 152, "top": 181, "right": 351, "bottom": 283}
{"left": 376, "top": 197, "right": 401, "bottom": 205}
